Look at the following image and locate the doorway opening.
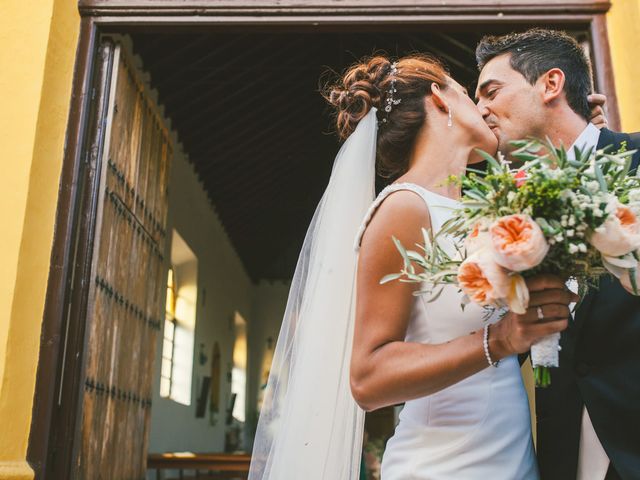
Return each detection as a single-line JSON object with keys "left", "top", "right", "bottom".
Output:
{"left": 30, "top": 5, "right": 616, "bottom": 478}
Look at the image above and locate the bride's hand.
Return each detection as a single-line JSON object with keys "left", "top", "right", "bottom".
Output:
{"left": 490, "top": 274, "right": 578, "bottom": 358}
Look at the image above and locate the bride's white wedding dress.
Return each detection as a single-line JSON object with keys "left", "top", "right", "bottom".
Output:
{"left": 357, "top": 182, "right": 539, "bottom": 480}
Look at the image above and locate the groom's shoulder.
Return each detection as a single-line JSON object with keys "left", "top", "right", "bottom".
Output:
{"left": 599, "top": 128, "right": 640, "bottom": 149}
{"left": 598, "top": 128, "right": 640, "bottom": 167}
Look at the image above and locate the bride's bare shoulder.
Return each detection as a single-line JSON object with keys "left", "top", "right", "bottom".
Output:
{"left": 360, "top": 189, "right": 431, "bottom": 253}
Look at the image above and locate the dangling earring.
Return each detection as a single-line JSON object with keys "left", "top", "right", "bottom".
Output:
{"left": 447, "top": 109, "right": 453, "bottom": 128}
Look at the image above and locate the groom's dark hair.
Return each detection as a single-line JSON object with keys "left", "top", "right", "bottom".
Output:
{"left": 476, "top": 28, "right": 593, "bottom": 121}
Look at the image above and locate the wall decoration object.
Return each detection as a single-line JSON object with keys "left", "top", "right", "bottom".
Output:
{"left": 195, "top": 376, "right": 211, "bottom": 418}
{"left": 209, "top": 341, "right": 221, "bottom": 425}
{"left": 257, "top": 337, "right": 274, "bottom": 411}
{"left": 198, "top": 342, "right": 208, "bottom": 366}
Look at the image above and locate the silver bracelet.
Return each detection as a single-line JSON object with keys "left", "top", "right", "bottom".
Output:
{"left": 483, "top": 324, "right": 499, "bottom": 367}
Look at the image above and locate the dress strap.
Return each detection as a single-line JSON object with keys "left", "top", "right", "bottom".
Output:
{"left": 354, "top": 182, "right": 430, "bottom": 251}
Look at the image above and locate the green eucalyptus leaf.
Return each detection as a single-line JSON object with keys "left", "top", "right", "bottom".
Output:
{"left": 407, "top": 251, "right": 426, "bottom": 263}
{"left": 427, "top": 286, "right": 446, "bottom": 303}
{"left": 512, "top": 152, "right": 540, "bottom": 163}
{"left": 474, "top": 148, "right": 503, "bottom": 171}
{"left": 567, "top": 159, "right": 584, "bottom": 168}
{"left": 628, "top": 267, "right": 639, "bottom": 295}
{"left": 392, "top": 236, "right": 411, "bottom": 267}
{"left": 380, "top": 273, "right": 402, "bottom": 284}
{"left": 465, "top": 190, "right": 490, "bottom": 203}
{"left": 593, "top": 161, "right": 608, "bottom": 192}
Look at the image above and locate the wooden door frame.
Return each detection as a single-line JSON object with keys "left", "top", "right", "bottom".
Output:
{"left": 29, "top": 1, "right": 616, "bottom": 478}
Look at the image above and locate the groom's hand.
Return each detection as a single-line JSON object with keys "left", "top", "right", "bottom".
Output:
{"left": 490, "top": 274, "right": 578, "bottom": 358}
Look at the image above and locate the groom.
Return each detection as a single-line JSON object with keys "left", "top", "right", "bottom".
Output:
{"left": 474, "top": 29, "right": 640, "bottom": 480}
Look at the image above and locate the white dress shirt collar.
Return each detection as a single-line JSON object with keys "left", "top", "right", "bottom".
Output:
{"left": 567, "top": 123, "right": 601, "bottom": 160}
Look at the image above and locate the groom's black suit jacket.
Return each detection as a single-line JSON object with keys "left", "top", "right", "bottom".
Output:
{"left": 536, "top": 129, "right": 640, "bottom": 480}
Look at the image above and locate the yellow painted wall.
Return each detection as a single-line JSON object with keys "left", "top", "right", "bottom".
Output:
{"left": 608, "top": 0, "right": 640, "bottom": 132}
{"left": 0, "top": 0, "right": 80, "bottom": 478}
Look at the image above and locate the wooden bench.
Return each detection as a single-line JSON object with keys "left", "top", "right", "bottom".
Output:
{"left": 147, "top": 452, "right": 251, "bottom": 480}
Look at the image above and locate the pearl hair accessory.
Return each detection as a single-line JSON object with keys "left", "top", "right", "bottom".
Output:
{"left": 381, "top": 62, "right": 401, "bottom": 124}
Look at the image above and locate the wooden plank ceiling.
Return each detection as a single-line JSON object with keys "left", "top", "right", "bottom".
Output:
{"left": 130, "top": 26, "right": 584, "bottom": 281}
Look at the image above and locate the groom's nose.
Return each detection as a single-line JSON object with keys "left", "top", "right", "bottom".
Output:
{"left": 476, "top": 100, "right": 490, "bottom": 120}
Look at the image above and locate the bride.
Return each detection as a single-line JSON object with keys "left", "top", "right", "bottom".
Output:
{"left": 248, "top": 55, "right": 577, "bottom": 479}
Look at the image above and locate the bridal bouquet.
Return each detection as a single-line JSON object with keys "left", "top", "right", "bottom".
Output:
{"left": 384, "top": 139, "right": 640, "bottom": 386}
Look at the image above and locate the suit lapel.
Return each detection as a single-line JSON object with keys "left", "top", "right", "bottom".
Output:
{"left": 573, "top": 285, "right": 596, "bottom": 332}
{"left": 574, "top": 130, "right": 619, "bottom": 332}
{"left": 596, "top": 128, "right": 615, "bottom": 150}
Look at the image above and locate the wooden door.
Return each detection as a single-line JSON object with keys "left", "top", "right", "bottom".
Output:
{"left": 69, "top": 38, "right": 172, "bottom": 479}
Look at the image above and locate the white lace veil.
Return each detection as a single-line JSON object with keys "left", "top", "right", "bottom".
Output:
{"left": 248, "top": 108, "right": 378, "bottom": 479}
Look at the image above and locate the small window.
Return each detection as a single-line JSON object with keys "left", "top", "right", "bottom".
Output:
{"left": 160, "top": 231, "right": 197, "bottom": 405}
{"left": 159, "top": 268, "right": 177, "bottom": 398}
{"left": 231, "top": 312, "right": 247, "bottom": 422}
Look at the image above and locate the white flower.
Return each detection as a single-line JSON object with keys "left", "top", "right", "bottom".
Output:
{"left": 567, "top": 229, "right": 575, "bottom": 237}
{"left": 560, "top": 190, "right": 574, "bottom": 201}
{"left": 569, "top": 244, "right": 579, "bottom": 254}
{"left": 464, "top": 220, "right": 492, "bottom": 255}
{"left": 507, "top": 191, "right": 517, "bottom": 203}
{"left": 546, "top": 169, "right": 562, "bottom": 180}
{"left": 629, "top": 189, "right": 640, "bottom": 204}
{"left": 605, "top": 198, "right": 619, "bottom": 214}
{"left": 578, "top": 243, "right": 587, "bottom": 253}
{"left": 586, "top": 181, "right": 600, "bottom": 194}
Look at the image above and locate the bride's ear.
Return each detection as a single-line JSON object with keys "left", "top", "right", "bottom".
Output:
{"left": 429, "top": 82, "right": 450, "bottom": 115}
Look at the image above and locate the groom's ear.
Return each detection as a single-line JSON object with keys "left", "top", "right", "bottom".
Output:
{"left": 429, "top": 82, "right": 449, "bottom": 113}
{"left": 539, "top": 68, "right": 566, "bottom": 105}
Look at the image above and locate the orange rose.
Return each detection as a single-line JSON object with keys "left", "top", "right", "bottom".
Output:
{"left": 589, "top": 202, "right": 640, "bottom": 257}
{"left": 490, "top": 214, "right": 549, "bottom": 272}
{"left": 458, "top": 250, "right": 511, "bottom": 307}
{"left": 506, "top": 273, "right": 529, "bottom": 315}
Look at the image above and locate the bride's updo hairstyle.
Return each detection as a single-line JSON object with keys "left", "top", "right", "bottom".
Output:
{"left": 325, "top": 55, "right": 449, "bottom": 179}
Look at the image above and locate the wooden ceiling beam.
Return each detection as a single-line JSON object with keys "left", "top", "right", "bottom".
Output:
{"left": 200, "top": 97, "right": 318, "bottom": 156}
{"left": 181, "top": 85, "right": 314, "bottom": 153}
{"left": 168, "top": 38, "right": 312, "bottom": 131}
{"left": 152, "top": 33, "right": 254, "bottom": 92}
{"left": 139, "top": 33, "right": 213, "bottom": 72}
{"left": 192, "top": 122, "right": 315, "bottom": 178}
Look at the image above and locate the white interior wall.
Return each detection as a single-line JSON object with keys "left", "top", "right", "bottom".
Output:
{"left": 148, "top": 147, "right": 256, "bottom": 453}
{"left": 246, "top": 280, "right": 291, "bottom": 445}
